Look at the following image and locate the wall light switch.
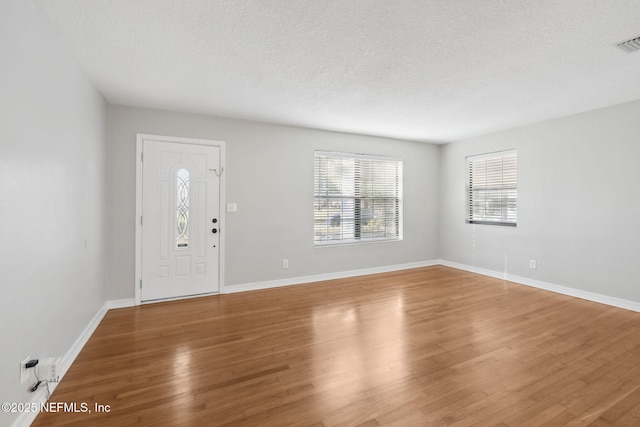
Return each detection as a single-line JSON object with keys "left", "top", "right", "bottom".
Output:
{"left": 227, "top": 203, "right": 237, "bottom": 213}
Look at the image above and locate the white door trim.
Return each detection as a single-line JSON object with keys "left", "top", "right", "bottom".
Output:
{"left": 135, "top": 133, "right": 226, "bottom": 305}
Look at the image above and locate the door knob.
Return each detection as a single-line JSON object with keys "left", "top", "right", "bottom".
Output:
{"left": 211, "top": 228, "right": 218, "bottom": 233}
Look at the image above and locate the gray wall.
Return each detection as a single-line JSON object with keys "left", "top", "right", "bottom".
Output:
{"left": 107, "top": 105, "right": 440, "bottom": 299}
{"left": 438, "top": 101, "right": 640, "bottom": 302}
{"left": 0, "top": 0, "right": 108, "bottom": 424}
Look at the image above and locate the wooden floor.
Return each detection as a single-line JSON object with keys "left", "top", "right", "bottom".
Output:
{"left": 33, "top": 266, "right": 640, "bottom": 426}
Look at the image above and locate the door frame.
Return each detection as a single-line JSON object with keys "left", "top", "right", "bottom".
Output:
{"left": 135, "top": 133, "right": 226, "bottom": 305}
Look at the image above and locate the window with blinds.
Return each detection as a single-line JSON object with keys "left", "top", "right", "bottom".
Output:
{"left": 314, "top": 151, "right": 402, "bottom": 245}
{"left": 467, "top": 150, "right": 517, "bottom": 226}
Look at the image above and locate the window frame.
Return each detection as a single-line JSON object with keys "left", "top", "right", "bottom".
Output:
{"left": 313, "top": 151, "right": 403, "bottom": 246}
{"left": 466, "top": 149, "right": 517, "bottom": 227}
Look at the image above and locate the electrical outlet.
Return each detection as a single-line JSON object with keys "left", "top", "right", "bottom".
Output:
{"left": 37, "top": 357, "right": 60, "bottom": 382}
{"left": 282, "top": 259, "right": 289, "bottom": 268}
{"left": 529, "top": 259, "right": 537, "bottom": 269}
{"left": 20, "top": 356, "right": 30, "bottom": 384}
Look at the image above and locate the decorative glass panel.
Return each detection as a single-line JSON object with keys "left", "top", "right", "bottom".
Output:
{"left": 176, "top": 168, "right": 190, "bottom": 248}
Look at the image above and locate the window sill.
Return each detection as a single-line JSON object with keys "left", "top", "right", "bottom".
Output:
{"left": 467, "top": 220, "right": 517, "bottom": 227}
{"left": 314, "top": 237, "right": 403, "bottom": 248}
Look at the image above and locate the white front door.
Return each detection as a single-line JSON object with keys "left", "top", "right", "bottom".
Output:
{"left": 140, "top": 138, "right": 221, "bottom": 302}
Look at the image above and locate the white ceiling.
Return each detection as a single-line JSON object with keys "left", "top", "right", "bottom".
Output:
{"left": 34, "top": 0, "right": 640, "bottom": 143}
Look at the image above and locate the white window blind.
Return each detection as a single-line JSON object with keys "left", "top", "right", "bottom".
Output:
{"left": 314, "top": 151, "right": 402, "bottom": 245}
{"left": 467, "top": 150, "right": 517, "bottom": 226}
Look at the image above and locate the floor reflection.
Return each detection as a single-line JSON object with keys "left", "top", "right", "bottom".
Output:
{"left": 310, "top": 290, "right": 408, "bottom": 410}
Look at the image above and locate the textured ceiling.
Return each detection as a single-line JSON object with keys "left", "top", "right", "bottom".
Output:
{"left": 34, "top": 0, "right": 640, "bottom": 143}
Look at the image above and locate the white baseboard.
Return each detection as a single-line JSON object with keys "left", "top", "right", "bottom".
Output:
{"left": 57, "top": 303, "right": 109, "bottom": 381}
{"left": 12, "top": 385, "right": 49, "bottom": 427}
{"left": 438, "top": 259, "right": 509, "bottom": 281}
{"left": 439, "top": 259, "right": 640, "bottom": 313}
{"left": 13, "top": 301, "right": 111, "bottom": 427}
{"left": 107, "top": 298, "right": 135, "bottom": 309}
{"left": 224, "top": 260, "right": 439, "bottom": 294}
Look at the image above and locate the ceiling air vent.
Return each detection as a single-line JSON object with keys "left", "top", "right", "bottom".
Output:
{"left": 616, "top": 36, "right": 640, "bottom": 53}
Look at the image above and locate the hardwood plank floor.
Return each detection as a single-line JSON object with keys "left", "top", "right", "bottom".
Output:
{"left": 32, "top": 266, "right": 640, "bottom": 426}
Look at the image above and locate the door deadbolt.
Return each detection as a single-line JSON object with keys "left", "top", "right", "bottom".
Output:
{"left": 212, "top": 218, "right": 218, "bottom": 223}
